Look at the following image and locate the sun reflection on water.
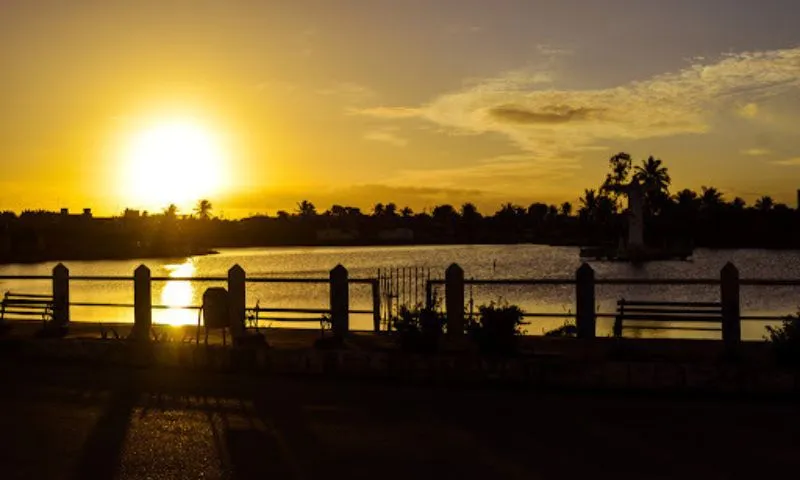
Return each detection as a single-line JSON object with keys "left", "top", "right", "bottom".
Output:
{"left": 157, "top": 260, "right": 197, "bottom": 326}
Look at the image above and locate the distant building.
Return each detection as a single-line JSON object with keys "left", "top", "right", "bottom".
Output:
{"left": 82, "top": 208, "right": 92, "bottom": 218}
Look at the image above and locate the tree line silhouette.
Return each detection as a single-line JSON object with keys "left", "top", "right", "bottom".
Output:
{"left": 0, "top": 152, "right": 797, "bottom": 262}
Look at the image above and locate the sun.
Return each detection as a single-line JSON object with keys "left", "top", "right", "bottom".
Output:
{"left": 120, "top": 119, "right": 228, "bottom": 211}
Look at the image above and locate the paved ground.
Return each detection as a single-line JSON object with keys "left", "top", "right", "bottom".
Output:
{"left": 0, "top": 362, "right": 798, "bottom": 479}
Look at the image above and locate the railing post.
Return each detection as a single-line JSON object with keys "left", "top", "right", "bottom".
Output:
{"left": 228, "top": 264, "right": 246, "bottom": 339}
{"left": 576, "top": 263, "right": 596, "bottom": 339}
{"left": 721, "top": 262, "right": 741, "bottom": 350}
{"left": 132, "top": 264, "right": 151, "bottom": 340}
{"left": 425, "top": 281, "right": 433, "bottom": 311}
{"left": 445, "top": 263, "right": 464, "bottom": 336}
{"left": 371, "top": 280, "right": 381, "bottom": 332}
{"left": 52, "top": 263, "right": 69, "bottom": 329}
{"left": 330, "top": 265, "right": 349, "bottom": 339}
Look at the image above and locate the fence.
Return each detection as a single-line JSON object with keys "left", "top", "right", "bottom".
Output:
{"left": 2, "top": 261, "right": 798, "bottom": 348}
{"left": 0, "top": 263, "right": 381, "bottom": 340}
{"left": 432, "top": 262, "right": 800, "bottom": 349}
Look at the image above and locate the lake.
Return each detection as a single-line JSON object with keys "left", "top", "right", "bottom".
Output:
{"left": 1, "top": 245, "right": 799, "bottom": 340}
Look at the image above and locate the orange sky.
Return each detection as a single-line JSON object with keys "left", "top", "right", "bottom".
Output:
{"left": 3, "top": 0, "right": 800, "bottom": 217}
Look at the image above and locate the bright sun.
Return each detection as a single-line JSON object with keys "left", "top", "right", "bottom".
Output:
{"left": 120, "top": 119, "right": 227, "bottom": 211}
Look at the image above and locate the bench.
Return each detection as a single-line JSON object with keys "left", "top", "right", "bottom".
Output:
{"left": 0, "top": 292, "right": 55, "bottom": 326}
{"left": 613, "top": 299, "right": 722, "bottom": 337}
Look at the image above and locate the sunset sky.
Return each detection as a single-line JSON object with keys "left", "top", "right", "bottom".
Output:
{"left": 3, "top": 0, "right": 800, "bottom": 217}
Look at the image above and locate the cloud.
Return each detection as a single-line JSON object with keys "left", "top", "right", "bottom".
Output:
{"left": 741, "top": 148, "right": 772, "bottom": 156}
{"left": 536, "top": 44, "right": 574, "bottom": 57}
{"left": 363, "top": 130, "right": 409, "bottom": 147}
{"left": 315, "top": 82, "right": 376, "bottom": 102}
{"left": 737, "top": 102, "right": 759, "bottom": 118}
{"left": 488, "top": 104, "right": 603, "bottom": 124}
{"left": 359, "top": 47, "right": 800, "bottom": 168}
{"left": 353, "top": 106, "right": 422, "bottom": 118}
{"left": 772, "top": 157, "right": 800, "bottom": 166}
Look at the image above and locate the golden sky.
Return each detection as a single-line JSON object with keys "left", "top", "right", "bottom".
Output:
{"left": 3, "top": 0, "right": 800, "bottom": 217}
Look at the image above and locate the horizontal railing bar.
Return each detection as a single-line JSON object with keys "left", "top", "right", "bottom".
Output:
{"left": 0, "top": 276, "right": 52, "bottom": 280}
{"left": 741, "top": 315, "right": 791, "bottom": 321}
{"left": 1, "top": 311, "right": 49, "bottom": 316}
{"left": 624, "top": 326, "right": 721, "bottom": 332}
{"left": 4, "top": 293, "right": 52, "bottom": 299}
{"left": 619, "top": 308, "right": 722, "bottom": 315}
{"left": 2, "top": 301, "right": 51, "bottom": 307}
{"left": 618, "top": 300, "right": 721, "bottom": 307}
{"left": 740, "top": 279, "right": 800, "bottom": 286}
{"left": 519, "top": 312, "right": 576, "bottom": 318}
{"left": 615, "top": 315, "right": 721, "bottom": 322}
{"left": 598, "top": 279, "right": 720, "bottom": 285}
{"left": 252, "top": 317, "right": 322, "bottom": 322}
{"left": 465, "top": 279, "right": 575, "bottom": 285}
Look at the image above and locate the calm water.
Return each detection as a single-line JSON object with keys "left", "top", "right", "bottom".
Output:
{"left": 1, "top": 245, "right": 799, "bottom": 340}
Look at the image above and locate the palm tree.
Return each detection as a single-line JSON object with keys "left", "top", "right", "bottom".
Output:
{"left": 601, "top": 152, "right": 633, "bottom": 195}
{"left": 400, "top": 206, "right": 413, "bottom": 218}
{"left": 194, "top": 199, "right": 213, "bottom": 220}
{"left": 372, "top": 203, "right": 385, "bottom": 217}
{"left": 700, "top": 186, "right": 723, "bottom": 209}
{"left": 731, "top": 197, "right": 746, "bottom": 210}
{"left": 163, "top": 204, "right": 178, "bottom": 219}
{"left": 633, "top": 156, "right": 671, "bottom": 194}
{"left": 384, "top": 203, "right": 398, "bottom": 217}
{"left": 755, "top": 195, "right": 774, "bottom": 212}
{"left": 560, "top": 202, "right": 573, "bottom": 217}
{"left": 295, "top": 200, "right": 317, "bottom": 217}
{"left": 579, "top": 189, "right": 599, "bottom": 218}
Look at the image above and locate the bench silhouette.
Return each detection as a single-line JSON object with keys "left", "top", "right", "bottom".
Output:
{"left": 613, "top": 299, "right": 723, "bottom": 337}
{"left": 0, "top": 292, "right": 55, "bottom": 332}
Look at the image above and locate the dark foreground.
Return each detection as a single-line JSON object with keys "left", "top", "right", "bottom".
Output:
{"left": 1, "top": 362, "right": 799, "bottom": 480}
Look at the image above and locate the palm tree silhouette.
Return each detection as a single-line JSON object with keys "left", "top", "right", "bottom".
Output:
{"left": 755, "top": 195, "right": 774, "bottom": 212}
{"left": 194, "top": 199, "right": 213, "bottom": 220}
{"left": 633, "top": 156, "right": 671, "bottom": 194}
{"left": 163, "top": 204, "right": 178, "bottom": 219}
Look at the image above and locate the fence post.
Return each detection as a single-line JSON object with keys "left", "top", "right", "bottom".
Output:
{"left": 576, "top": 263, "right": 596, "bottom": 339}
{"left": 132, "top": 264, "right": 152, "bottom": 340}
{"left": 371, "top": 280, "right": 381, "bottom": 332}
{"left": 721, "top": 262, "right": 741, "bottom": 350}
{"left": 425, "top": 281, "right": 435, "bottom": 312}
{"left": 330, "top": 265, "right": 349, "bottom": 339}
{"left": 51, "top": 263, "right": 69, "bottom": 329}
{"left": 445, "top": 263, "right": 465, "bottom": 336}
{"left": 228, "top": 264, "right": 246, "bottom": 339}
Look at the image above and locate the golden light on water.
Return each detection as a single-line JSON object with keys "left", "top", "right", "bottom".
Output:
{"left": 119, "top": 118, "right": 228, "bottom": 211}
{"left": 158, "top": 260, "right": 197, "bottom": 326}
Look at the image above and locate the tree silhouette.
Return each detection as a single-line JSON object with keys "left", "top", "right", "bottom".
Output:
{"left": 372, "top": 203, "right": 385, "bottom": 217}
{"left": 384, "top": 203, "right": 398, "bottom": 217}
{"left": 560, "top": 202, "right": 573, "bottom": 217}
{"left": 700, "top": 186, "right": 724, "bottom": 209}
{"left": 633, "top": 156, "right": 671, "bottom": 215}
{"left": 460, "top": 203, "right": 480, "bottom": 221}
{"left": 295, "top": 200, "right": 317, "bottom": 217}
{"left": 400, "top": 206, "right": 413, "bottom": 218}
{"left": 194, "top": 199, "right": 213, "bottom": 220}
{"left": 755, "top": 196, "right": 774, "bottom": 212}
{"left": 163, "top": 204, "right": 178, "bottom": 219}
{"left": 579, "top": 189, "right": 599, "bottom": 219}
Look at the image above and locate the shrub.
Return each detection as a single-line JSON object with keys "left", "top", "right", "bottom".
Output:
{"left": 766, "top": 312, "right": 800, "bottom": 367}
{"left": 467, "top": 302, "right": 525, "bottom": 355}
{"left": 544, "top": 321, "right": 577, "bottom": 338}
{"left": 392, "top": 304, "right": 446, "bottom": 353}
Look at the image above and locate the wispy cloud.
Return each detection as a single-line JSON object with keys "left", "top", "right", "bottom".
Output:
{"left": 741, "top": 148, "right": 772, "bottom": 156}
{"left": 363, "top": 129, "right": 408, "bottom": 147}
{"left": 316, "top": 82, "right": 376, "bottom": 103}
{"left": 358, "top": 47, "right": 800, "bottom": 170}
{"left": 737, "top": 102, "right": 759, "bottom": 118}
{"left": 772, "top": 157, "right": 800, "bottom": 166}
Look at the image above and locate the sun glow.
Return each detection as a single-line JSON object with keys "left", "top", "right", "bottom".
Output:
{"left": 120, "top": 119, "right": 228, "bottom": 210}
